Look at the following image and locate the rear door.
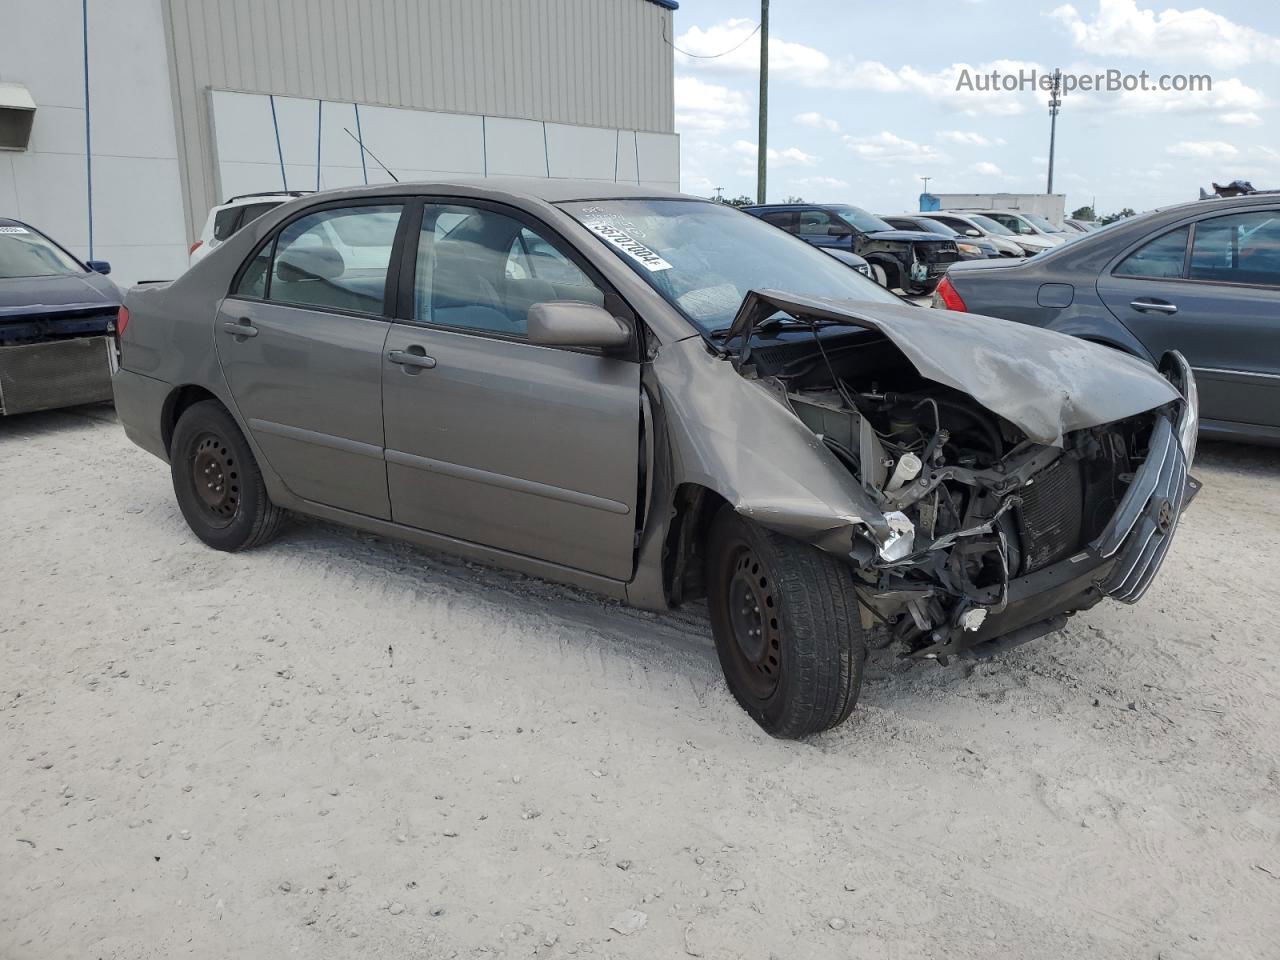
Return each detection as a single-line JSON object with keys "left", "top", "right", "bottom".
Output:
{"left": 1096, "top": 210, "right": 1280, "bottom": 429}
{"left": 216, "top": 200, "right": 406, "bottom": 518}
{"left": 380, "top": 201, "right": 641, "bottom": 580}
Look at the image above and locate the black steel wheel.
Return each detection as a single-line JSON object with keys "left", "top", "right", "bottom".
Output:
{"left": 706, "top": 507, "right": 866, "bottom": 738}
{"left": 189, "top": 432, "right": 240, "bottom": 527}
{"left": 170, "top": 400, "right": 286, "bottom": 551}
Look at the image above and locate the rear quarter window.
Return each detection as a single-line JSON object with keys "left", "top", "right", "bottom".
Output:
{"left": 1114, "top": 226, "right": 1189, "bottom": 279}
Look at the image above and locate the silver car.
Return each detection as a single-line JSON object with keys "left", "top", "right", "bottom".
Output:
{"left": 113, "top": 179, "right": 1198, "bottom": 738}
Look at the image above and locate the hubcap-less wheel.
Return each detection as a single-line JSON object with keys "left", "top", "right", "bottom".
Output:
{"left": 724, "top": 544, "right": 782, "bottom": 700}
{"left": 191, "top": 432, "right": 240, "bottom": 526}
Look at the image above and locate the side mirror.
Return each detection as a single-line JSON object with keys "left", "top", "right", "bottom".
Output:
{"left": 528, "top": 301, "right": 631, "bottom": 349}
{"left": 86, "top": 260, "right": 111, "bottom": 275}
{"left": 965, "top": 228, "right": 981, "bottom": 238}
{"left": 826, "top": 225, "right": 852, "bottom": 237}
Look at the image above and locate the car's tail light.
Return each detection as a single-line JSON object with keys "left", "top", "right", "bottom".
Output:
{"left": 189, "top": 240, "right": 203, "bottom": 256}
{"left": 934, "top": 275, "right": 967, "bottom": 312}
{"left": 116, "top": 306, "right": 130, "bottom": 338}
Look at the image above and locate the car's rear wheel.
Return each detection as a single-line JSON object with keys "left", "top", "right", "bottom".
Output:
{"left": 706, "top": 507, "right": 866, "bottom": 738}
{"left": 170, "top": 400, "right": 285, "bottom": 551}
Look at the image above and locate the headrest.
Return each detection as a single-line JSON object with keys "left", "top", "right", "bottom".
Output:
{"left": 276, "top": 245, "right": 345, "bottom": 282}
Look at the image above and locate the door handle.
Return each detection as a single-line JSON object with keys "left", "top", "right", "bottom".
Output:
{"left": 222, "top": 318, "right": 259, "bottom": 338}
{"left": 1129, "top": 299, "right": 1178, "bottom": 315}
{"left": 388, "top": 348, "right": 437, "bottom": 370}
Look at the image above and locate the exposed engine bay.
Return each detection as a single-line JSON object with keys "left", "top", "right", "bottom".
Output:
{"left": 746, "top": 325, "right": 1157, "bottom": 660}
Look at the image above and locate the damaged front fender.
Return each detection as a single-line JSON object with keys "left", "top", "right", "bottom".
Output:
{"left": 653, "top": 336, "right": 898, "bottom": 557}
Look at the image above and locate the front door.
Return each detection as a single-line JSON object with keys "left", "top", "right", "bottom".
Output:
{"left": 1096, "top": 210, "right": 1280, "bottom": 429}
{"left": 216, "top": 201, "right": 406, "bottom": 518}
{"left": 381, "top": 202, "right": 641, "bottom": 580}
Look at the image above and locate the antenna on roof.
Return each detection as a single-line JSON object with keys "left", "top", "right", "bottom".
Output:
{"left": 344, "top": 127, "right": 399, "bottom": 183}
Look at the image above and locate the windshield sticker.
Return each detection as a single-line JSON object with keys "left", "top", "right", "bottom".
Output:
{"left": 0, "top": 226, "right": 29, "bottom": 234}
{"left": 585, "top": 221, "right": 672, "bottom": 272}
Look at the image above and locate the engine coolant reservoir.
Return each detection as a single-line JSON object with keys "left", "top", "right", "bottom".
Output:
{"left": 885, "top": 452, "right": 922, "bottom": 494}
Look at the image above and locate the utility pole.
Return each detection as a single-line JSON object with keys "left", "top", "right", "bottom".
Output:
{"left": 1046, "top": 68, "right": 1062, "bottom": 194}
{"left": 757, "top": 0, "right": 769, "bottom": 204}
{"left": 920, "top": 176, "right": 931, "bottom": 194}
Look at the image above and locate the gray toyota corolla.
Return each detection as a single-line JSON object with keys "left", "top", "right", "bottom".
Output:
{"left": 114, "top": 179, "right": 1198, "bottom": 738}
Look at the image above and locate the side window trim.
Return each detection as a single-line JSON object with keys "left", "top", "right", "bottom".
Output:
{"left": 394, "top": 196, "right": 641, "bottom": 360}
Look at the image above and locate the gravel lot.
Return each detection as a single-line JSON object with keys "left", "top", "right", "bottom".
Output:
{"left": 3, "top": 405, "right": 1279, "bottom": 960}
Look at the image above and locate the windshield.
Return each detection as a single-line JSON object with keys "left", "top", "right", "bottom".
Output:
{"left": 966, "top": 214, "right": 1016, "bottom": 236}
{"left": 1023, "top": 213, "right": 1066, "bottom": 233}
{"left": 0, "top": 225, "right": 85, "bottom": 279}
{"left": 829, "top": 205, "right": 894, "bottom": 233}
{"left": 562, "top": 199, "right": 901, "bottom": 333}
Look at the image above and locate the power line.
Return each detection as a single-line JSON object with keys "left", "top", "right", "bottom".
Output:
{"left": 661, "top": 20, "right": 761, "bottom": 59}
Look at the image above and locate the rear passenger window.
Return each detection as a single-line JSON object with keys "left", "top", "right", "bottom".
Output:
{"left": 266, "top": 205, "right": 403, "bottom": 315}
{"left": 415, "top": 205, "right": 603, "bottom": 337}
{"left": 1114, "top": 226, "right": 1189, "bottom": 279}
{"left": 760, "top": 211, "right": 796, "bottom": 232}
{"left": 212, "top": 207, "right": 241, "bottom": 242}
{"left": 236, "top": 203, "right": 278, "bottom": 231}
{"left": 1189, "top": 211, "right": 1280, "bottom": 287}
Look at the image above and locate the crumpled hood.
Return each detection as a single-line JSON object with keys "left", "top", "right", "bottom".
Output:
{"left": 725, "top": 289, "right": 1182, "bottom": 447}
{"left": 0, "top": 272, "right": 122, "bottom": 318}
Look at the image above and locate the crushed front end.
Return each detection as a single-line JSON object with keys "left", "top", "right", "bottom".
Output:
{"left": 824, "top": 357, "right": 1199, "bottom": 663}
{"left": 0, "top": 306, "right": 118, "bottom": 415}
{"left": 722, "top": 291, "right": 1199, "bottom": 664}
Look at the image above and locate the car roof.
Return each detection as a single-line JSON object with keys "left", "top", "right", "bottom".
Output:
{"left": 244, "top": 177, "right": 697, "bottom": 206}
{"left": 0, "top": 216, "right": 31, "bottom": 229}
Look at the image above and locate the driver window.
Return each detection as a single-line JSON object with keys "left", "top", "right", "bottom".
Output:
{"left": 416, "top": 206, "right": 604, "bottom": 336}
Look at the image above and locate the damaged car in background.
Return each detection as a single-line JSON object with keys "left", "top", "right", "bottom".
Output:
{"left": 112, "top": 181, "right": 1198, "bottom": 739}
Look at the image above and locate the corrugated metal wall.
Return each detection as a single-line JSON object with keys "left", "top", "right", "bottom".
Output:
{"left": 162, "top": 0, "right": 675, "bottom": 240}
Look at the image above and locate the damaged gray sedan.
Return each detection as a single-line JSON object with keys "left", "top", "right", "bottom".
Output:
{"left": 113, "top": 180, "right": 1198, "bottom": 738}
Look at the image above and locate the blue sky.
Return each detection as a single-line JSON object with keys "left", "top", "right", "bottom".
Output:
{"left": 671, "top": 0, "right": 1279, "bottom": 216}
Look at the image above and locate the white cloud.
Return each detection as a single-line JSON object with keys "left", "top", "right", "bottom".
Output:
{"left": 1166, "top": 140, "right": 1239, "bottom": 159}
{"left": 844, "top": 132, "right": 948, "bottom": 166}
{"left": 674, "top": 75, "right": 749, "bottom": 134}
{"left": 939, "top": 130, "right": 1006, "bottom": 147}
{"left": 971, "top": 161, "right": 1004, "bottom": 176}
{"left": 795, "top": 111, "right": 840, "bottom": 132}
{"left": 731, "top": 140, "right": 818, "bottom": 175}
{"left": 793, "top": 175, "right": 850, "bottom": 190}
{"left": 1221, "top": 111, "right": 1263, "bottom": 126}
{"left": 1050, "top": 0, "right": 1280, "bottom": 69}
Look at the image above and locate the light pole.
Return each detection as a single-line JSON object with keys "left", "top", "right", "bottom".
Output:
{"left": 757, "top": 0, "right": 769, "bottom": 204}
{"left": 1046, "top": 68, "right": 1062, "bottom": 194}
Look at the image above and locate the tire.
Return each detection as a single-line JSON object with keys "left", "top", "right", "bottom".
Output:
{"left": 869, "top": 263, "right": 888, "bottom": 287}
{"left": 705, "top": 507, "right": 866, "bottom": 738}
{"left": 170, "top": 400, "right": 286, "bottom": 551}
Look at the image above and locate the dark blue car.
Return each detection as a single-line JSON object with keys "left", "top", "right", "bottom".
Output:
{"left": 937, "top": 194, "right": 1280, "bottom": 446}
{"left": 0, "top": 218, "right": 121, "bottom": 415}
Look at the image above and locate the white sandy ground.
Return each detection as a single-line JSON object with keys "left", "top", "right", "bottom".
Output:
{"left": 2, "top": 405, "right": 1279, "bottom": 960}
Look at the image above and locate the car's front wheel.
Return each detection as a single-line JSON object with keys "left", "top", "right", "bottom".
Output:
{"left": 706, "top": 508, "right": 866, "bottom": 738}
{"left": 170, "top": 400, "right": 285, "bottom": 551}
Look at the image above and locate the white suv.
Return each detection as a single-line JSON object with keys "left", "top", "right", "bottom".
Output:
{"left": 189, "top": 191, "right": 310, "bottom": 264}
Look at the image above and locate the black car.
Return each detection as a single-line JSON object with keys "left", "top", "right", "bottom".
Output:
{"left": 936, "top": 194, "right": 1280, "bottom": 445}
{"left": 879, "top": 214, "right": 1001, "bottom": 260}
{"left": 0, "top": 218, "right": 121, "bottom": 415}
{"left": 744, "top": 203, "right": 960, "bottom": 295}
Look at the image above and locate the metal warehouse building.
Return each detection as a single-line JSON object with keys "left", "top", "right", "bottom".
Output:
{"left": 1, "top": 0, "right": 680, "bottom": 286}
